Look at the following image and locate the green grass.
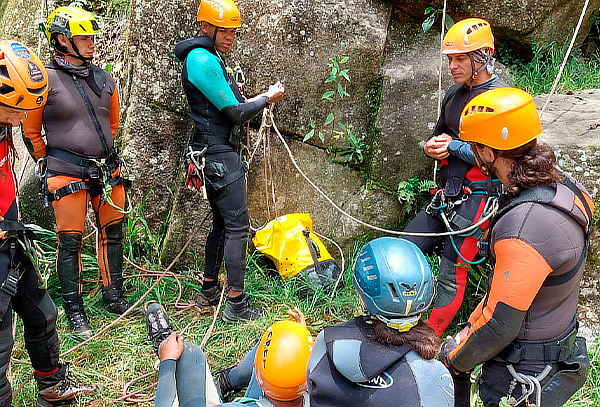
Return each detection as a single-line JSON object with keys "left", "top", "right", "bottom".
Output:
{"left": 498, "top": 40, "right": 600, "bottom": 95}
{"left": 8, "top": 229, "right": 600, "bottom": 406}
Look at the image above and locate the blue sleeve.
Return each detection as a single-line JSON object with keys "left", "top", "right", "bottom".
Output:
{"left": 186, "top": 48, "right": 239, "bottom": 110}
{"left": 448, "top": 139, "right": 476, "bottom": 165}
{"left": 155, "top": 360, "right": 177, "bottom": 407}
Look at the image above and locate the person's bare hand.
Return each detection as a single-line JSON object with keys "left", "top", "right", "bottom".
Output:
{"left": 423, "top": 134, "right": 452, "bottom": 160}
{"left": 266, "top": 81, "right": 285, "bottom": 104}
{"left": 0, "top": 216, "right": 6, "bottom": 240}
{"left": 158, "top": 333, "right": 184, "bottom": 362}
{"left": 287, "top": 308, "right": 307, "bottom": 326}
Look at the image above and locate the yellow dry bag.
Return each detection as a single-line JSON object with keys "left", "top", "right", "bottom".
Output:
{"left": 252, "top": 213, "right": 341, "bottom": 288}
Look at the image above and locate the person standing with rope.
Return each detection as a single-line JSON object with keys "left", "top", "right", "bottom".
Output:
{"left": 439, "top": 87, "right": 592, "bottom": 407}
{"left": 22, "top": 6, "right": 133, "bottom": 340}
{"left": 0, "top": 40, "right": 98, "bottom": 407}
{"left": 174, "top": 0, "right": 284, "bottom": 322}
{"left": 403, "top": 18, "right": 507, "bottom": 337}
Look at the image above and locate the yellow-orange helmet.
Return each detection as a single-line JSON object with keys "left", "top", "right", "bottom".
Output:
{"left": 45, "top": 6, "right": 102, "bottom": 43}
{"left": 443, "top": 18, "right": 494, "bottom": 54}
{"left": 254, "top": 320, "right": 313, "bottom": 401}
{"left": 459, "top": 88, "right": 542, "bottom": 150}
{"left": 197, "top": 0, "right": 241, "bottom": 28}
{"left": 0, "top": 40, "right": 48, "bottom": 110}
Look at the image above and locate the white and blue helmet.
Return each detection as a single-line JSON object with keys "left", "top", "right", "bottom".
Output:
{"left": 353, "top": 237, "right": 435, "bottom": 331}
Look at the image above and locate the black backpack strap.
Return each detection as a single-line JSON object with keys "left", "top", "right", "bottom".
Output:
{"left": 543, "top": 178, "right": 592, "bottom": 287}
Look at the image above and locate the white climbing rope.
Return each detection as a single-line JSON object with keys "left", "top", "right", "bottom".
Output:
{"left": 433, "top": 0, "right": 449, "bottom": 183}
{"left": 268, "top": 110, "right": 498, "bottom": 237}
{"left": 540, "top": 0, "right": 591, "bottom": 118}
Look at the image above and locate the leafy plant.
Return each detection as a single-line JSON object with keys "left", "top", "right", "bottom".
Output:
{"left": 397, "top": 177, "right": 436, "bottom": 216}
{"left": 422, "top": 6, "right": 454, "bottom": 33}
{"left": 304, "top": 55, "right": 351, "bottom": 144}
{"left": 330, "top": 123, "right": 366, "bottom": 168}
{"left": 304, "top": 56, "right": 368, "bottom": 168}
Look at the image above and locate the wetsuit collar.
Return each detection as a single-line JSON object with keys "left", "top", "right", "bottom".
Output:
{"left": 462, "top": 76, "right": 498, "bottom": 91}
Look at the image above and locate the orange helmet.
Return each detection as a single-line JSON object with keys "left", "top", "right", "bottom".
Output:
{"left": 0, "top": 40, "right": 48, "bottom": 110}
{"left": 197, "top": 0, "right": 241, "bottom": 28}
{"left": 459, "top": 88, "right": 542, "bottom": 150}
{"left": 443, "top": 18, "right": 494, "bottom": 54}
{"left": 254, "top": 320, "right": 313, "bottom": 401}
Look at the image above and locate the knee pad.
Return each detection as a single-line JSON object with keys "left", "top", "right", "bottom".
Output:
{"left": 58, "top": 233, "right": 82, "bottom": 252}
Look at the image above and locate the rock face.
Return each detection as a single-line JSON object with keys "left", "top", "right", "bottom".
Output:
{"left": 534, "top": 89, "right": 600, "bottom": 343}
{"left": 393, "top": 0, "right": 600, "bottom": 53}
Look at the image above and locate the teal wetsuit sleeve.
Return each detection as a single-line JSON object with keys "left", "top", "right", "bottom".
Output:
{"left": 155, "top": 360, "right": 177, "bottom": 407}
{"left": 448, "top": 139, "right": 476, "bottom": 165}
{"left": 186, "top": 48, "right": 269, "bottom": 124}
{"left": 186, "top": 48, "right": 239, "bottom": 111}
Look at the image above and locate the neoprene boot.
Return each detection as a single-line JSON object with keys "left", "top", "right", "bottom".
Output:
{"left": 62, "top": 297, "right": 92, "bottom": 341}
{"left": 215, "top": 367, "right": 244, "bottom": 402}
{"left": 196, "top": 285, "right": 222, "bottom": 307}
{"left": 102, "top": 222, "right": 136, "bottom": 315}
{"left": 222, "top": 293, "right": 262, "bottom": 322}
{"left": 35, "top": 363, "right": 98, "bottom": 406}
{"left": 145, "top": 303, "right": 173, "bottom": 355}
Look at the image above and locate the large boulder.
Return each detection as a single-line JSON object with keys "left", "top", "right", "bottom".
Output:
{"left": 247, "top": 130, "right": 400, "bottom": 248}
{"left": 392, "top": 0, "right": 600, "bottom": 53}
{"left": 232, "top": 0, "right": 392, "bottom": 139}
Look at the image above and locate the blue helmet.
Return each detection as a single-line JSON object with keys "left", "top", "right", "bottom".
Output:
{"left": 353, "top": 237, "right": 434, "bottom": 329}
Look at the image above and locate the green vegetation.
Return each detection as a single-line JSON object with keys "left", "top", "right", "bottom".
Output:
{"left": 421, "top": 6, "right": 454, "bottom": 33}
{"left": 8, "top": 209, "right": 599, "bottom": 406}
{"left": 304, "top": 56, "right": 367, "bottom": 169}
{"left": 498, "top": 40, "right": 600, "bottom": 95}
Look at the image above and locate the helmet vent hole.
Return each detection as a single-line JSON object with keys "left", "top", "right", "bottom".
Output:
{"left": 0, "top": 84, "right": 14, "bottom": 95}
{"left": 0, "top": 65, "right": 9, "bottom": 79}
{"left": 79, "top": 23, "right": 87, "bottom": 32}
{"left": 388, "top": 283, "right": 400, "bottom": 301}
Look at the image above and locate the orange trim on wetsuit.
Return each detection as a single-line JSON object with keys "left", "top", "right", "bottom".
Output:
{"left": 448, "top": 239, "right": 555, "bottom": 372}
{"left": 110, "top": 87, "right": 119, "bottom": 138}
{"left": 21, "top": 107, "right": 46, "bottom": 160}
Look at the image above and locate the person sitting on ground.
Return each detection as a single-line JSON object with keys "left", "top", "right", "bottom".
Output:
{"left": 145, "top": 304, "right": 312, "bottom": 407}
{"left": 307, "top": 237, "right": 454, "bottom": 407}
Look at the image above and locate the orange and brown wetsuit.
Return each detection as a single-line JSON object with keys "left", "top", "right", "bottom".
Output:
{"left": 448, "top": 178, "right": 593, "bottom": 406}
{"left": 22, "top": 62, "right": 127, "bottom": 310}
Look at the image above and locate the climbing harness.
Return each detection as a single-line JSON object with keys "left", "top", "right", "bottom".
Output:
{"left": 41, "top": 148, "right": 132, "bottom": 212}
{"left": 185, "top": 146, "right": 208, "bottom": 199}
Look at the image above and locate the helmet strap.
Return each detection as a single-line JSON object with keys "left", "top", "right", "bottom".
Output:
{"left": 371, "top": 314, "right": 420, "bottom": 333}
{"left": 468, "top": 52, "right": 492, "bottom": 86}
{"left": 68, "top": 37, "right": 92, "bottom": 62}
{"left": 472, "top": 145, "right": 498, "bottom": 177}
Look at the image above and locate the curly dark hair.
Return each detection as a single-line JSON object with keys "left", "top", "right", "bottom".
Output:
{"left": 361, "top": 318, "right": 441, "bottom": 360}
{"left": 487, "top": 140, "right": 563, "bottom": 196}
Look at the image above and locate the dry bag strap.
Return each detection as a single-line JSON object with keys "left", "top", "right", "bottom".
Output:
{"left": 71, "top": 74, "right": 110, "bottom": 157}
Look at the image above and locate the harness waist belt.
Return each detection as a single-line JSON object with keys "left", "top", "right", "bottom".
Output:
{"left": 47, "top": 147, "right": 116, "bottom": 168}
{"left": 500, "top": 326, "right": 578, "bottom": 363}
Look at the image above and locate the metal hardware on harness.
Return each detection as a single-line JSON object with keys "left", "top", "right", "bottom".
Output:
{"left": 186, "top": 146, "right": 208, "bottom": 199}
{"left": 503, "top": 364, "right": 552, "bottom": 407}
